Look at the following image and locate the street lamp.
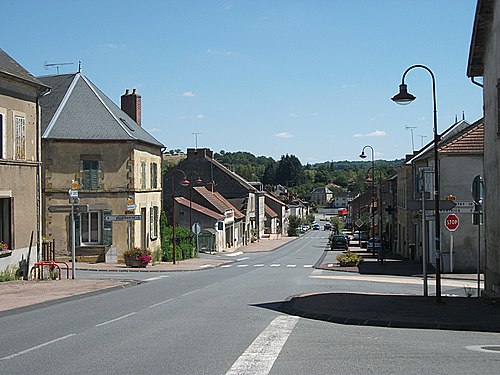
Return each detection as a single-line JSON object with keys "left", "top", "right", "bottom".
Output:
{"left": 172, "top": 169, "right": 190, "bottom": 265}
{"left": 392, "top": 64, "right": 442, "bottom": 302}
{"left": 359, "top": 145, "right": 375, "bottom": 255}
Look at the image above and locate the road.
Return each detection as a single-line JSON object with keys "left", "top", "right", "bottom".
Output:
{"left": 0, "top": 231, "right": 498, "bottom": 374}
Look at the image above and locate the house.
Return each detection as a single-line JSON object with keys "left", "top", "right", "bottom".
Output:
{"left": 163, "top": 148, "right": 265, "bottom": 247}
{"left": 174, "top": 186, "right": 245, "bottom": 252}
{"left": 38, "top": 73, "right": 163, "bottom": 262}
{"left": 310, "top": 187, "right": 333, "bottom": 206}
{"left": 264, "top": 192, "right": 289, "bottom": 236}
{"left": 467, "top": 0, "right": 500, "bottom": 296}
{"left": 0, "top": 49, "right": 50, "bottom": 273}
{"left": 394, "top": 119, "right": 484, "bottom": 272}
{"left": 331, "top": 191, "right": 357, "bottom": 209}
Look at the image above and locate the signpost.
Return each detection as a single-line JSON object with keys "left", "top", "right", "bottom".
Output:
{"left": 192, "top": 222, "right": 201, "bottom": 256}
{"left": 445, "top": 214, "right": 459, "bottom": 273}
{"left": 472, "top": 175, "right": 484, "bottom": 297}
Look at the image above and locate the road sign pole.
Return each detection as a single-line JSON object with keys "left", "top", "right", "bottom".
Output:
{"left": 450, "top": 232, "right": 454, "bottom": 273}
{"left": 71, "top": 200, "right": 76, "bottom": 279}
{"left": 421, "top": 172, "right": 428, "bottom": 296}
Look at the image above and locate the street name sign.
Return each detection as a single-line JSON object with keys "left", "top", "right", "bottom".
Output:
{"left": 48, "top": 204, "right": 89, "bottom": 214}
{"left": 104, "top": 214, "right": 142, "bottom": 221}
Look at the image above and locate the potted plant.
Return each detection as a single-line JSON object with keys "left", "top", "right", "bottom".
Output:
{"left": 123, "top": 247, "right": 152, "bottom": 268}
{"left": 336, "top": 251, "right": 363, "bottom": 267}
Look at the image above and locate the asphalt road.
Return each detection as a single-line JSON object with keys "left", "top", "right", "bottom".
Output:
{"left": 0, "top": 231, "right": 498, "bottom": 374}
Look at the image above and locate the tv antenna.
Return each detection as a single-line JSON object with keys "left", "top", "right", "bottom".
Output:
{"left": 192, "top": 132, "right": 202, "bottom": 150}
{"left": 44, "top": 61, "right": 75, "bottom": 74}
{"left": 405, "top": 125, "right": 417, "bottom": 152}
{"left": 418, "top": 135, "right": 427, "bottom": 148}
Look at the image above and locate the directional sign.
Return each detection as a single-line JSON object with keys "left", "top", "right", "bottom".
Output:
{"left": 445, "top": 214, "right": 459, "bottom": 231}
{"left": 104, "top": 214, "right": 142, "bottom": 221}
{"left": 48, "top": 204, "right": 89, "bottom": 214}
{"left": 407, "top": 200, "right": 456, "bottom": 211}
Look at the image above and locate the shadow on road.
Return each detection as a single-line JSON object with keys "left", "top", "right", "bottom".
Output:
{"left": 252, "top": 292, "right": 500, "bottom": 332}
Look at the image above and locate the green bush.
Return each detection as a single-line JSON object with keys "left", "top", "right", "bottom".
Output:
{"left": 0, "top": 265, "right": 21, "bottom": 282}
{"left": 160, "top": 213, "right": 196, "bottom": 262}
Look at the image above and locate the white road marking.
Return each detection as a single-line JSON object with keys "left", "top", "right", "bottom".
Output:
{"left": 225, "top": 315, "right": 299, "bottom": 375}
{"left": 237, "top": 257, "right": 250, "bottom": 261}
{"left": 254, "top": 264, "right": 265, "bottom": 267}
{"left": 199, "top": 264, "right": 213, "bottom": 269}
{"left": 237, "top": 264, "right": 249, "bottom": 268}
{"left": 303, "top": 265, "right": 313, "bottom": 268}
{"left": 221, "top": 264, "right": 233, "bottom": 268}
{"left": 148, "top": 298, "right": 175, "bottom": 309}
{"left": 0, "top": 334, "right": 77, "bottom": 361}
{"left": 95, "top": 312, "right": 137, "bottom": 327}
{"left": 143, "top": 275, "right": 170, "bottom": 281}
{"left": 287, "top": 264, "right": 297, "bottom": 268}
{"left": 226, "top": 251, "right": 243, "bottom": 257}
{"left": 270, "top": 264, "right": 280, "bottom": 267}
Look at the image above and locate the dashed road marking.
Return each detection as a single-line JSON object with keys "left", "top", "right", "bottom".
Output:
{"left": 254, "top": 264, "right": 265, "bottom": 267}
{"left": 0, "top": 334, "right": 77, "bottom": 361}
{"left": 270, "top": 264, "right": 280, "bottom": 267}
{"left": 287, "top": 265, "right": 297, "bottom": 268}
{"left": 237, "top": 264, "right": 249, "bottom": 268}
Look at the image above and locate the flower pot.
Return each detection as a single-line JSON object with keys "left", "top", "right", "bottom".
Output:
{"left": 125, "top": 257, "right": 147, "bottom": 268}
{"left": 339, "top": 261, "right": 357, "bottom": 267}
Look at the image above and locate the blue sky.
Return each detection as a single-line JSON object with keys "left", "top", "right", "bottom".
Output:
{"left": 3, "top": 1, "right": 482, "bottom": 164}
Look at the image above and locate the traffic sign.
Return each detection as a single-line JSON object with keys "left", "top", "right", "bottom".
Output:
{"left": 407, "top": 199, "right": 456, "bottom": 211}
{"left": 355, "top": 219, "right": 364, "bottom": 228}
{"left": 104, "top": 214, "right": 142, "bottom": 221}
{"left": 192, "top": 222, "right": 201, "bottom": 235}
{"left": 444, "top": 214, "right": 459, "bottom": 231}
{"left": 48, "top": 204, "right": 89, "bottom": 214}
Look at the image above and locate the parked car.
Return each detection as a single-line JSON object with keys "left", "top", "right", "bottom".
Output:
{"left": 323, "top": 223, "right": 332, "bottom": 230}
{"left": 330, "top": 235, "right": 349, "bottom": 250}
{"left": 367, "top": 237, "right": 381, "bottom": 251}
{"left": 352, "top": 232, "right": 369, "bottom": 241}
{"left": 313, "top": 224, "right": 320, "bottom": 230}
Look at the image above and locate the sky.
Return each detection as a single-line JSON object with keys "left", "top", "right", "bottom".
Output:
{"left": 2, "top": 1, "right": 483, "bottom": 164}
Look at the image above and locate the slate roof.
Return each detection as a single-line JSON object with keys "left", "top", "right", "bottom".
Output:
{"left": 265, "top": 204, "right": 278, "bottom": 218}
{"left": 37, "top": 73, "right": 163, "bottom": 147}
{"left": 0, "top": 48, "right": 48, "bottom": 89}
{"left": 192, "top": 186, "right": 245, "bottom": 219}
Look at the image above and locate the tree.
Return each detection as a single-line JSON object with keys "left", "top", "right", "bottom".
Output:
{"left": 275, "top": 154, "right": 305, "bottom": 186}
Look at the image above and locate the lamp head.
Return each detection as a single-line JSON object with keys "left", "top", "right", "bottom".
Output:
{"left": 391, "top": 84, "right": 416, "bottom": 105}
{"left": 180, "top": 178, "right": 190, "bottom": 187}
{"left": 359, "top": 151, "right": 367, "bottom": 159}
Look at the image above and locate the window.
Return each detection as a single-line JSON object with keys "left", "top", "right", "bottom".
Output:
{"left": 0, "top": 112, "right": 5, "bottom": 159}
{"left": 82, "top": 160, "right": 100, "bottom": 190}
{"left": 0, "top": 198, "right": 13, "bottom": 249}
{"left": 141, "top": 161, "right": 147, "bottom": 189}
{"left": 150, "top": 162, "right": 158, "bottom": 189}
{"left": 150, "top": 206, "right": 159, "bottom": 240}
{"left": 14, "top": 115, "right": 25, "bottom": 160}
{"left": 80, "top": 211, "right": 102, "bottom": 244}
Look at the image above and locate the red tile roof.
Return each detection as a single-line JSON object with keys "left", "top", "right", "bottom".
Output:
{"left": 440, "top": 121, "right": 484, "bottom": 154}
{"left": 174, "top": 197, "right": 224, "bottom": 220}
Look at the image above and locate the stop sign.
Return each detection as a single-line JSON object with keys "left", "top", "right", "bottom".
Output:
{"left": 445, "top": 214, "right": 459, "bottom": 231}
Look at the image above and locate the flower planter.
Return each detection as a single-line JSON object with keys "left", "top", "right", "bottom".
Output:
{"left": 125, "top": 257, "right": 147, "bottom": 268}
{"left": 339, "top": 261, "right": 357, "bottom": 267}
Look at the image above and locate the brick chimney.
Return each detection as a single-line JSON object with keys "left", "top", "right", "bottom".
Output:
{"left": 121, "top": 88, "right": 142, "bottom": 126}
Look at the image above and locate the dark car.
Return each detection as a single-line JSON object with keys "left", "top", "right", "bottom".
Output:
{"left": 323, "top": 223, "right": 332, "bottom": 230}
{"left": 313, "top": 224, "right": 320, "bottom": 230}
{"left": 330, "top": 235, "right": 348, "bottom": 250}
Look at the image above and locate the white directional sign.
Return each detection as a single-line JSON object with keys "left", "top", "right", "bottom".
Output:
{"left": 104, "top": 215, "right": 142, "bottom": 221}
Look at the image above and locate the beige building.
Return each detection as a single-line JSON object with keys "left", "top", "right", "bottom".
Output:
{"left": 468, "top": 0, "right": 500, "bottom": 296}
{"left": 38, "top": 73, "right": 163, "bottom": 262}
{"left": 0, "top": 49, "right": 50, "bottom": 273}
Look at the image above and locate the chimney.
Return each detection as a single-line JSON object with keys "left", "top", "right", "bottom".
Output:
{"left": 187, "top": 148, "right": 213, "bottom": 159}
{"left": 121, "top": 88, "right": 142, "bottom": 126}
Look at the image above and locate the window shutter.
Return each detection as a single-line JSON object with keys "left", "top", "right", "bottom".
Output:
{"left": 102, "top": 209, "right": 113, "bottom": 246}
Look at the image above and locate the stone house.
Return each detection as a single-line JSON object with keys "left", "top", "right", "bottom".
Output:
{"left": 264, "top": 192, "right": 288, "bottom": 236}
{"left": 467, "top": 0, "right": 500, "bottom": 296}
{"left": 38, "top": 73, "right": 163, "bottom": 262}
{"left": 0, "top": 49, "right": 50, "bottom": 272}
{"left": 310, "top": 187, "right": 333, "bottom": 206}
{"left": 395, "top": 119, "right": 484, "bottom": 272}
{"left": 163, "top": 148, "right": 265, "bottom": 247}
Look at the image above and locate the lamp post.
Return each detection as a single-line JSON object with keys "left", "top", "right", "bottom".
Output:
{"left": 171, "top": 169, "right": 190, "bottom": 265}
{"left": 392, "top": 64, "right": 441, "bottom": 302}
{"left": 359, "top": 145, "right": 375, "bottom": 255}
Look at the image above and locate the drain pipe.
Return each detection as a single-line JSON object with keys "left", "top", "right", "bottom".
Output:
{"left": 470, "top": 77, "right": 484, "bottom": 88}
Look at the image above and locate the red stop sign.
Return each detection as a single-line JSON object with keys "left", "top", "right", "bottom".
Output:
{"left": 445, "top": 214, "right": 459, "bottom": 231}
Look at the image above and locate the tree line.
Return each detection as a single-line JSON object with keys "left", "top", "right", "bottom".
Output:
{"left": 215, "top": 150, "right": 403, "bottom": 199}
